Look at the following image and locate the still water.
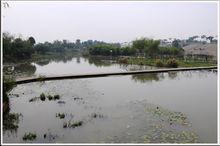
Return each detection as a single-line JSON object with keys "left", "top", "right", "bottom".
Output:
{"left": 4, "top": 56, "right": 156, "bottom": 78}
{"left": 3, "top": 57, "right": 217, "bottom": 143}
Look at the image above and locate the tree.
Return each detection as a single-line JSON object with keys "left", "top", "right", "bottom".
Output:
{"left": 144, "top": 39, "right": 160, "bottom": 57}
{"left": 28, "top": 37, "right": 36, "bottom": 46}
{"left": 172, "top": 39, "right": 181, "bottom": 48}
{"left": 132, "top": 38, "right": 160, "bottom": 57}
{"left": 201, "top": 35, "right": 206, "bottom": 39}
{"left": 206, "top": 36, "right": 214, "bottom": 43}
{"left": 132, "top": 38, "right": 146, "bottom": 53}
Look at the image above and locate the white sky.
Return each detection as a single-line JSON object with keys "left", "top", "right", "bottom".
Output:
{"left": 2, "top": 1, "right": 218, "bottom": 43}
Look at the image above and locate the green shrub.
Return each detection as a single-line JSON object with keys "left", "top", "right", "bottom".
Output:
{"left": 3, "top": 76, "right": 16, "bottom": 103}
{"left": 166, "top": 58, "right": 178, "bottom": 68}
{"left": 155, "top": 59, "right": 164, "bottom": 67}
{"left": 139, "top": 61, "right": 144, "bottom": 65}
{"left": 118, "top": 57, "right": 128, "bottom": 64}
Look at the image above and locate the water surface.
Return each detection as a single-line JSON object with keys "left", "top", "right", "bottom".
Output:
{"left": 3, "top": 70, "right": 217, "bottom": 143}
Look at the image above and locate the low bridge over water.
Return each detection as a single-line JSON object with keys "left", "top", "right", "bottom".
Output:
{"left": 16, "top": 66, "right": 217, "bottom": 84}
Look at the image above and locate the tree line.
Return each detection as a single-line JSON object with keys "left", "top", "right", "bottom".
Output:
{"left": 88, "top": 38, "right": 184, "bottom": 58}
{"left": 3, "top": 33, "right": 185, "bottom": 62}
{"left": 3, "top": 32, "right": 120, "bottom": 62}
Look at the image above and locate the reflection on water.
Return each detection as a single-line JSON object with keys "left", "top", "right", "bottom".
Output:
{"left": 3, "top": 71, "right": 217, "bottom": 143}
{"left": 86, "top": 57, "right": 112, "bottom": 67}
{"left": 131, "top": 72, "right": 179, "bottom": 83}
{"left": 132, "top": 73, "right": 162, "bottom": 83}
{"left": 35, "top": 60, "right": 50, "bottom": 66}
{"left": 4, "top": 56, "right": 160, "bottom": 79}
{"left": 4, "top": 63, "right": 36, "bottom": 78}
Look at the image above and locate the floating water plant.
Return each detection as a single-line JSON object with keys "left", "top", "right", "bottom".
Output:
{"left": 56, "top": 113, "right": 65, "bottom": 119}
{"left": 73, "top": 97, "right": 83, "bottom": 100}
{"left": 91, "top": 113, "right": 104, "bottom": 118}
{"left": 29, "top": 94, "right": 61, "bottom": 102}
{"left": 23, "top": 132, "right": 37, "bottom": 141}
{"left": 54, "top": 95, "right": 60, "bottom": 100}
{"left": 63, "top": 121, "right": 83, "bottom": 128}
{"left": 57, "top": 101, "right": 65, "bottom": 104}
{"left": 146, "top": 105, "right": 189, "bottom": 126}
{"left": 47, "top": 95, "right": 53, "bottom": 100}
{"left": 71, "top": 121, "right": 83, "bottom": 128}
{"left": 142, "top": 123, "right": 198, "bottom": 143}
{"left": 29, "top": 97, "right": 39, "bottom": 102}
{"left": 37, "top": 75, "right": 46, "bottom": 82}
{"left": 40, "top": 93, "right": 46, "bottom": 101}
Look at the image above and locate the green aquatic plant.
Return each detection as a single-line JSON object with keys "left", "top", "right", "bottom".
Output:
{"left": 54, "top": 94, "right": 60, "bottom": 100}
{"left": 29, "top": 94, "right": 61, "bottom": 102}
{"left": 37, "top": 75, "right": 46, "bottom": 82}
{"left": 118, "top": 57, "right": 129, "bottom": 64}
{"left": 56, "top": 113, "right": 65, "bottom": 119}
{"left": 142, "top": 123, "right": 198, "bottom": 143}
{"left": 166, "top": 58, "right": 178, "bottom": 68}
{"left": 47, "top": 95, "right": 53, "bottom": 100}
{"left": 71, "top": 121, "right": 83, "bottom": 128}
{"left": 40, "top": 93, "right": 46, "bottom": 101}
{"left": 23, "top": 132, "right": 37, "bottom": 141}
{"left": 29, "top": 97, "right": 39, "bottom": 102}
{"left": 146, "top": 105, "right": 189, "bottom": 126}
{"left": 63, "top": 120, "right": 83, "bottom": 128}
{"left": 91, "top": 113, "right": 104, "bottom": 118}
{"left": 155, "top": 59, "right": 164, "bottom": 67}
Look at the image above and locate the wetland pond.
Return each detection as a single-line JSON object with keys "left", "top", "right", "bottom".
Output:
{"left": 3, "top": 56, "right": 217, "bottom": 143}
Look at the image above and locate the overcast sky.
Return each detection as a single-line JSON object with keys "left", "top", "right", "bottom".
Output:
{"left": 2, "top": 1, "right": 218, "bottom": 43}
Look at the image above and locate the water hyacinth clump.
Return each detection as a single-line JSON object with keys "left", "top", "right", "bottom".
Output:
{"left": 56, "top": 113, "right": 65, "bottom": 119}
{"left": 23, "top": 132, "right": 37, "bottom": 141}
{"left": 63, "top": 121, "right": 83, "bottom": 128}
{"left": 91, "top": 113, "right": 104, "bottom": 118}
{"left": 29, "top": 93, "right": 61, "bottom": 102}
{"left": 54, "top": 94, "right": 60, "bottom": 100}
{"left": 40, "top": 93, "right": 46, "bottom": 101}
{"left": 47, "top": 95, "right": 53, "bottom": 100}
{"left": 142, "top": 126, "right": 198, "bottom": 143}
{"left": 146, "top": 105, "right": 189, "bottom": 126}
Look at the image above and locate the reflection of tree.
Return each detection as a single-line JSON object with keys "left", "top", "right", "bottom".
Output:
{"left": 76, "top": 57, "right": 81, "bottom": 63}
{"left": 51, "top": 53, "right": 75, "bottom": 63}
{"left": 168, "top": 71, "right": 178, "bottom": 79}
{"left": 131, "top": 73, "right": 161, "bottom": 83}
{"left": 33, "top": 52, "right": 78, "bottom": 65}
{"left": 35, "top": 60, "right": 50, "bottom": 66}
{"left": 87, "top": 57, "right": 112, "bottom": 67}
{"left": 13, "top": 63, "right": 36, "bottom": 77}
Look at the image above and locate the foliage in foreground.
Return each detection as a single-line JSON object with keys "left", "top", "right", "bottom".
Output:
{"left": 23, "top": 132, "right": 37, "bottom": 141}
{"left": 3, "top": 76, "right": 16, "bottom": 103}
{"left": 3, "top": 113, "right": 20, "bottom": 131}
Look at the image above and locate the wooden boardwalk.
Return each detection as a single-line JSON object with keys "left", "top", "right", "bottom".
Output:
{"left": 16, "top": 66, "right": 217, "bottom": 84}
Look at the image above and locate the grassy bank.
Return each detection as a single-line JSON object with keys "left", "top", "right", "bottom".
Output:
{"left": 125, "top": 57, "right": 216, "bottom": 67}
